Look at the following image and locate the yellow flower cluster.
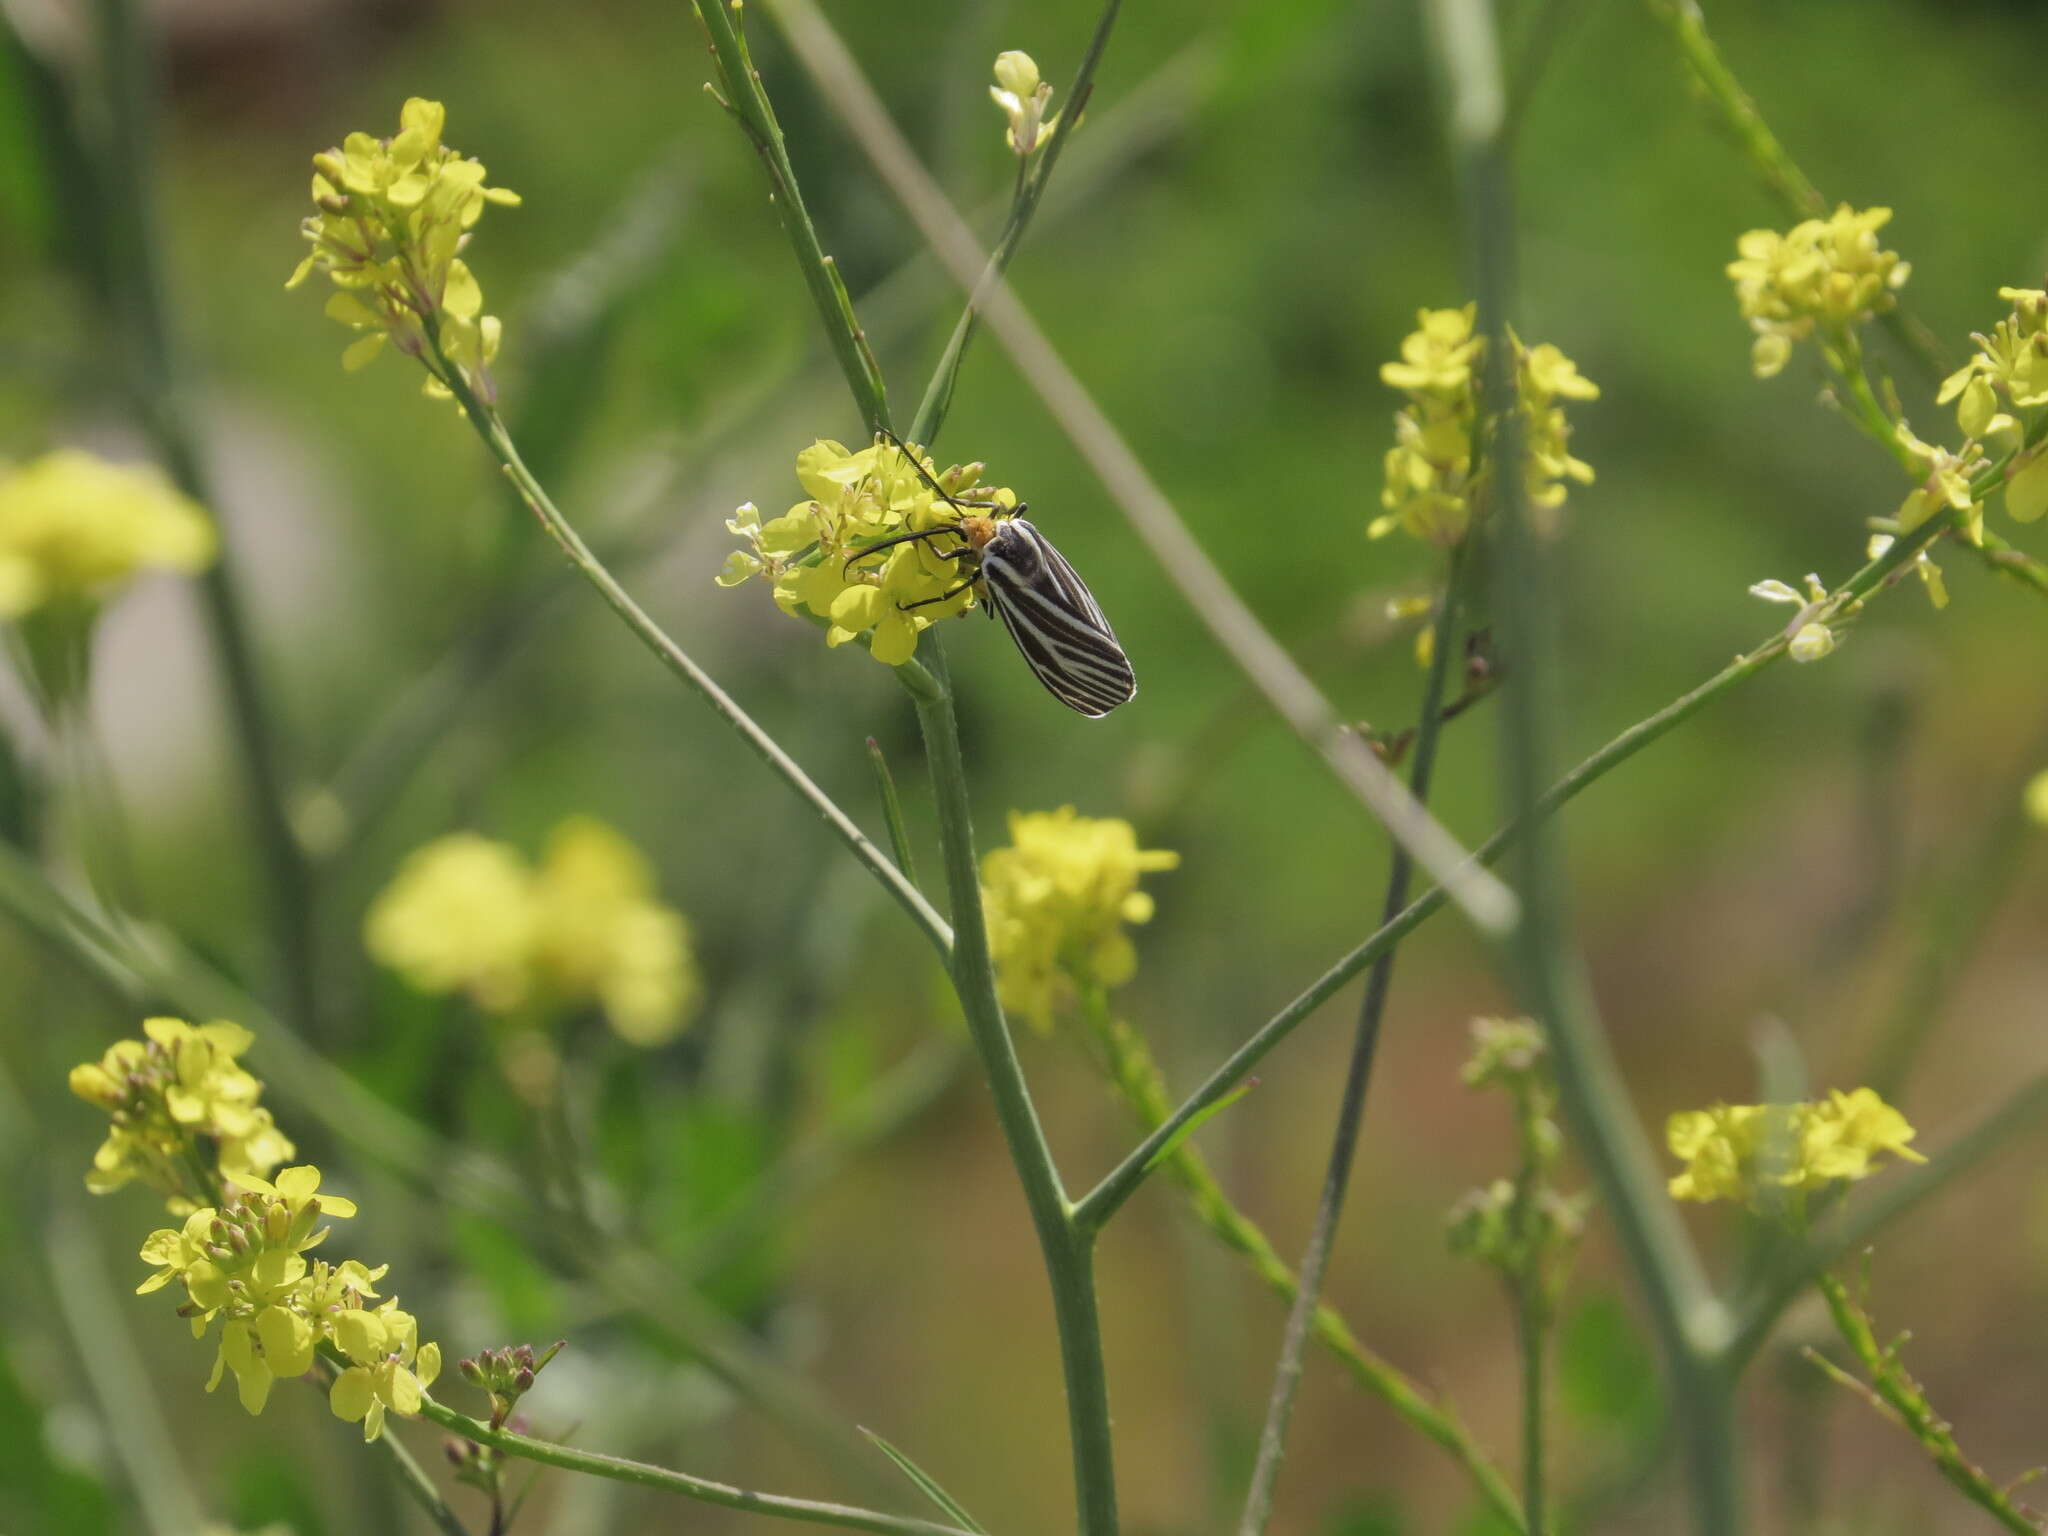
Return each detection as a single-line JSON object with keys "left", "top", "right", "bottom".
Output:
{"left": 720, "top": 438, "right": 1018, "bottom": 666}
{"left": 980, "top": 807, "right": 1178, "bottom": 1034}
{"left": 1374, "top": 305, "right": 1598, "bottom": 546}
{"left": 1939, "top": 286, "right": 2048, "bottom": 526}
{"left": 0, "top": 450, "right": 214, "bottom": 620}
{"left": 1727, "top": 204, "right": 1910, "bottom": 378}
{"left": 990, "top": 51, "right": 1058, "bottom": 156}
{"left": 69, "top": 1018, "right": 293, "bottom": 1214}
{"left": 287, "top": 97, "right": 519, "bottom": 401}
{"left": 364, "top": 817, "right": 700, "bottom": 1046}
{"left": 135, "top": 1165, "right": 440, "bottom": 1439}
{"left": 1666, "top": 1087, "right": 1924, "bottom": 1206}
{"left": 74, "top": 1024, "right": 449, "bottom": 1441}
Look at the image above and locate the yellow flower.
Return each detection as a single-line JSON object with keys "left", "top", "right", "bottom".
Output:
{"left": 722, "top": 438, "right": 1019, "bottom": 667}
{"left": 530, "top": 817, "right": 701, "bottom": 1047}
{"left": 329, "top": 1301, "right": 442, "bottom": 1442}
{"left": 127, "top": 1156, "right": 439, "bottom": 1434}
{"left": 1666, "top": 1087, "right": 1923, "bottom": 1207}
{"left": 0, "top": 450, "right": 213, "bottom": 619}
{"left": 364, "top": 833, "right": 539, "bottom": 1012}
{"left": 365, "top": 818, "right": 700, "bottom": 1045}
{"left": 990, "top": 50, "right": 1058, "bottom": 156}
{"left": 71, "top": 1017, "right": 293, "bottom": 1214}
{"left": 288, "top": 97, "right": 518, "bottom": 402}
{"left": 981, "top": 807, "right": 1178, "bottom": 1033}
{"left": 1727, "top": 205, "right": 1909, "bottom": 377}
{"left": 1373, "top": 308, "right": 1597, "bottom": 544}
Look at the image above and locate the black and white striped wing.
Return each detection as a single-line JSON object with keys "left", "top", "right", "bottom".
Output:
{"left": 980, "top": 518, "right": 1136, "bottom": 717}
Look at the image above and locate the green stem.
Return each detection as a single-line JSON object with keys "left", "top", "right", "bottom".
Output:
{"left": 691, "top": 0, "right": 889, "bottom": 435}
{"left": 1087, "top": 1013, "right": 1527, "bottom": 1530}
{"left": 1516, "top": 1277, "right": 1547, "bottom": 1536}
{"left": 1237, "top": 540, "right": 1469, "bottom": 1535}
{"left": 1809, "top": 1274, "right": 2041, "bottom": 1535}
{"left": 417, "top": 1398, "right": 974, "bottom": 1536}
{"left": 46, "top": 1206, "right": 208, "bottom": 1536}
{"left": 1825, "top": 333, "right": 1918, "bottom": 475}
{"left": 373, "top": 1412, "right": 473, "bottom": 1536}
{"left": 908, "top": 637, "right": 1118, "bottom": 1535}
{"left": 429, "top": 360, "right": 950, "bottom": 959}
{"left": 865, "top": 735, "right": 922, "bottom": 888}
{"left": 1725, "top": 1064, "right": 2048, "bottom": 1369}
{"left": 908, "top": 0, "right": 1125, "bottom": 448}
{"left": 1429, "top": 2, "right": 1736, "bottom": 1531}
{"left": 1863, "top": 718, "right": 2048, "bottom": 1100}
{"left": 89, "top": 0, "right": 317, "bottom": 1032}
{"left": 1643, "top": 0, "right": 1949, "bottom": 381}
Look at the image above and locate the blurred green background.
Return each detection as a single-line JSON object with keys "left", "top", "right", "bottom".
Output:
{"left": 3, "top": 0, "right": 2046, "bottom": 1531}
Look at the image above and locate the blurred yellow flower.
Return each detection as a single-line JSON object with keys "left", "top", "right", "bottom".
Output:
{"left": 531, "top": 817, "right": 701, "bottom": 1047}
{"left": 1374, "top": 307, "right": 1598, "bottom": 545}
{"left": 1666, "top": 1086, "right": 1924, "bottom": 1207}
{"left": 981, "top": 807, "right": 1177, "bottom": 1034}
{"left": 364, "top": 818, "right": 700, "bottom": 1045}
{"left": 288, "top": 97, "right": 519, "bottom": 402}
{"left": 0, "top": 450, "right": 213, "bottom": 619}
{"left": 1727, "top": 204, "right": 1909, "bottom": 378}
{"left": 364, "top": 832, "right": 538, "bottom": 1012}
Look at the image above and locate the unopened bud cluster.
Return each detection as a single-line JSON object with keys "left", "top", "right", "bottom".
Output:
{"left": 458, "top": 1339, "right": 567, "bottom": 1430}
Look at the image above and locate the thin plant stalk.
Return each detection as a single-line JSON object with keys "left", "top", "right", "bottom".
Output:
{"left": 46, "top": 1207, "right": 208, "bottom": 1536}
{"left": 1517, "top": 1266, "right": 1548, "bottom": 1535}
{"left": 910, "top": 637, "right": 1119, "bottom": 1535}
{"left": 1725, "top": 1062, "right": 2048, "bottom": 1370}
{"left": 1237, "top": 540, "right": 1471, "bottom": 1535}
{"left": 428, "top": 357, "right": 951, "bottom": 959}
{"left": 370, "top": 1407, "right": 473, "bottom": 1536}
{"left": 908, "top": 0, "right": 1125, "bottom": 447}
{"left": 691, "top": 0, "right": 890, "bottom": 435}
{"left": 1085, "top": 1007, "right": 1528, "bottom": 1530}
{"left": 1806, "top": 1273, "right": 2043, "bottom": 1535}
{"left": 756, "top": 0, "right": 1518, "bottom": 937}
{"left": 88, "top": 0, "right": 317, "bottom": 1033}
{"left": 1427, "top": 1, "right": 1736, "bottom": 1531}
{"left": 1642, "top": 0, "right": 1950, "bottom": 382}
{"left": 418, "top": 1396, "right": 978, "bottom": 1536}
{"left": 1864, "top": 719, "right": 2048, "bottom": 1100}
{"left": 1074, "top": 489, "right": 1957, "bottom": 1234}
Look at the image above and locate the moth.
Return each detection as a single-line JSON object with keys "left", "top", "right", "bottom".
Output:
{"left": 845, "top": 430, "right": 1136, "bottom": 717}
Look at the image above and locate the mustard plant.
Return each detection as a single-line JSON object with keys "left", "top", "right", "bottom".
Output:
{"left": 7, "top": 3, "right": 2046, "bottom": 1535}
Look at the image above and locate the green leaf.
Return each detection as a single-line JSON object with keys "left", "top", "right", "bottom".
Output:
{"left": 1144, "top": 1080, "right": 1258, "bottom": 1171}
{"left": 858, "top": 1427, "right": 989, "bottom": 1533}
{"left": 1559, "top": 1291, "right": 1661, "bottom": 1442}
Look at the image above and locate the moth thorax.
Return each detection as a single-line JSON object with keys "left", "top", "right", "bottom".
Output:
{"left": 958, "top": 515, "right": 1000, "bottom": 551}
